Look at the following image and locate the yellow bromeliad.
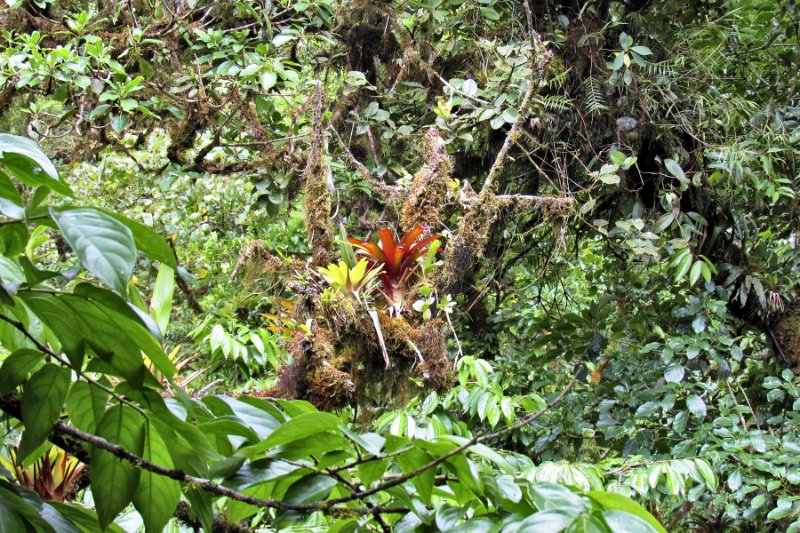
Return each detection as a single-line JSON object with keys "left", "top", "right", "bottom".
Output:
{"left": 318, "top": 258, "right": 383, "bottom": 303}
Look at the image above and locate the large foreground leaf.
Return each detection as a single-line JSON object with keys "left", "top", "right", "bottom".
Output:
{"left": 91, "top": 404, "right": 144, "bottom": 529}
{"left": 0, "top": 134, "right": 72, "bottom": 196}
{"left": 133, "top": 421, "right": 181, "bottom": 532}
{"left": 50, "top": 208, "right": 136, "bottom": 295}
{"left": 18, "top": 364, "right": 71, "bottom": 463}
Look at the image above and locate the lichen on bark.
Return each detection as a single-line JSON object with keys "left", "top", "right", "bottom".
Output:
{"left": 400, "top": 127, "right": 452, "bottom": 233}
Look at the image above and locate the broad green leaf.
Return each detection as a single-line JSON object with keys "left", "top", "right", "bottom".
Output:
{"left": 50, "top": 208, "right": 136, "bottom": 295}
{"left": 22, "top": 292, "right": 152, "bottom": 384}
{"left": 183, "top": 488, "right": 214, "bottom": 532}
{"left": 0, "top": 223, "right": 30, "bottom": 256}
{"left": 208, "top": 396, "right": 281, "bottom": 442}
{"left": 339, "top": 427, "right": 385, "bottom": 455}
{"left": 668, "top": 248, "right": 690, "bottom": 268}
{"left": 18, "top": 364, "right": 71, "bottom": 463}
{"left": 509, "top": 509, "right": 574, "bottom": 532}
{"left": 16, "top": 292, "right": 85, "bottom": 368}
{"left": 133, "top": 422, "right": 182, "bottom": 533}
{"left": 664, "top": 159, "right": 686, "bottom": 182}
{"left": 120, "top": 98, "right": 138, "bottom": 112}
{"left": 674, "top": 253, "right": 693, "bottom": 283}
{"left": 480, "top": 7, "right": 501, "bottom": 20}
{"left": 497, "top": 475, "right": 523, "bottom": 503}
{"left": 70, "top": 285, "right": 175, "bottom": 377}
{"left": 588, "top": 491, "right": 667, "bottom": 533}
{"left": 0, "top": 171, "right": 25, "bottom": 219}
{"left": 0, "top": 490, "right": 33, "bottom": 533}
{"left": 528, "top": 483, "right": 586, "bottom": 513}
{"left": 49, "top": 502, "right": 126, "bottom": 533}
{"left": 602, "top": 510, "right": 661, "bottom": 533}
{"left": 0, "top": 134, "right": 72, "bottom": 196}
{"left": 11, "top": 491, "right": 83, "bottom": 533}
{"left": 653, "top": 213, "right": 673, "bottom": 233}
{"left": 436, "top": 505, "right": 464, "bottom": 530}
{"left": 357, "top": 459, "right": 388, "bottom": 488}
{"left": 664, "top": 364, "right": 684, "bottom": 383}
{"left": 0, "top": 254, "right": 25, "bottom": 295}
{"left": 449, "top": 516, "right": 501, "bottom": 533}
{"left": 91, "top": 404, "right": 144, "bottom": 529}
{"left": 635, "top": 401, "right": 660, "bottom": 418}
{"left": 94, "top": 208, "right": 176, "bottom": 267}
{"left": 283, "top": 474, "right": 338, "bottom": 504}
{"left": 396, "top": 449, "right": 435, "bottom": 504}
{"left": 693, "top": 458, "right": 717, "bottom": 489}
{"left": 0, "top": 348, "right": 44, "bottom": 395}
{"left": 688, "top": 260, "right": 703, "bottom": 286}
{"left": 111, "top": 115, "right": 128, "bottom": 133}
{"left": 727, "top": 469, "right": 742, "bottom": 491}
{"left": 260, "top": 71, "right": 277, "bottom": 91}
{"left": 150, "top": 264, "right": 175, "bottom": 336}
{"left": 687, "top": 395, "right": 707, "bottom": 418}
{"left": 66, "top": 380, "right": 109, "bottom": 434}
{"left": 445, "top": 452, "right": 484, "bottom": 497}
{"left": 258, "top": 412, "right": 342, "bottom": 449}
{"left": 223, "top": 459, "right": 301, "bottom": 491}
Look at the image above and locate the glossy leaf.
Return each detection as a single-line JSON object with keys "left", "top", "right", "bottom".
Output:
{"left": 603, "top": 510, "right": 661, "bottom": 533}
{"left": 18, "top": 364, "right": 71, "bottom": 463}
{"left": 91, "top": 404, "right": 144, "bottom": 529}
{"left": 258, "top": 412, "right": 342, "bottom": 449}
{"left": 66, "top": 380, "right": 108, "bottom": 434}
{"left": 50, "top": 208, "right": 136, "bottom": 295}
{"left": 0, "top": 134, "right": 72, "bottom": 196}
{"left": 0, "top": 348, "right": 44, "bottom": 395}
{"left": 133, "top": 422, "right": 182, "bottom": 532}
{"left": 94, "top": 208, "right": 176, "bottom": 267}
{"left": 588, "top": 491, "right": 667, "bottom": 533}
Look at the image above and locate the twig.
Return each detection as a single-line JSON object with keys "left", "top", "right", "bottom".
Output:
{"left": 522, "top": 0, "right": 536, "bottom": 50}
{"left": 0, "top": 372, "right": 576, "bottom": 518}
{"left": 0, "top": 313, "right": 144, "bottom": 414}
{"left": 479, "top": 79, "right": 538, "bottom": 196}
{"left": 736, "top": 381, "right": 762, "bottom": 431}
{"left": 324, "top": 372, "right": 577, "bottom": 505}
{"left": 443, "top": 310, "right": 464, "bottom": 368}
{"left": 725, "top": 380, "right": 749, "bottom": 430}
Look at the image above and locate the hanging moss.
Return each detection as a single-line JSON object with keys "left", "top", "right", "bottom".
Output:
{"left": 303, "top": 145, "right": 335, "bottom": 267}
{"left": 436, "top": 191, "right": 502, "bottom": 295}
{"left": 303, "top": 89, "right": 335, "bottom": 267}
{"left": 400, "top": 127, "right": 452, "bottom": 233}
{"left": 773, "top": 312, "right": 800, "bottom": 372}
{"left": 227, "top": 240, "right": 298, "bottom": 288}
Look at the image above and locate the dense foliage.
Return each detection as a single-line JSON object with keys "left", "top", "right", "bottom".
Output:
{"left": 0, "top": 0, "right": 798, "bottom": 531}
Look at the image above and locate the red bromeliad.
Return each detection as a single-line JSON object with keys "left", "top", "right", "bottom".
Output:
{"left": 347, "top": 226, "right": 441, "bottom": 312}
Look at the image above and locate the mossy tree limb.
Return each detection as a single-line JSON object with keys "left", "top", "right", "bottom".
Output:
{"left": 436, "top": 42, "right": 552, "bottom": 294}
{"left": 400, "top": 127, "right": 452, "bottom": 233}
{"left": 303, "top": 86, "right": 336, "bottom": 267}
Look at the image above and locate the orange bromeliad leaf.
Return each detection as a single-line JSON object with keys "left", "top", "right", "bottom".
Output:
{"left": 347, "top": 226, "right": 442, "bottom": 302}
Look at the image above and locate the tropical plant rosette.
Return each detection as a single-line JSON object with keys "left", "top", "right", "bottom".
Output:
{"left": 347, "top": 226, "right": 442, "bottom": 314}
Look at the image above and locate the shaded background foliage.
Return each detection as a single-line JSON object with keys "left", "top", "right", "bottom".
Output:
{"left": 0, "top": 0, "right": 799, "bottom": 530}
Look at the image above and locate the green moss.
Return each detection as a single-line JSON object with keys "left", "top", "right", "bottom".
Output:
{"left": 436, "top": 191, "right": 502, "bottom": 294}
{"left": 400, "top": 127, "right": 452, "bottom": 232}
{"left": 302, "top": 140, "right": 335, "bottom": 266}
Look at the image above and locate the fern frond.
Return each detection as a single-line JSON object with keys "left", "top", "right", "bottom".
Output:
{"left": 582, "top": 77, "right": 609, "bottom": 115}
{"left": 547, "top": 67, "right": 572, "bottom": 89}
{"left": 535, "top": 94, "right": 574, "bottom": 112}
